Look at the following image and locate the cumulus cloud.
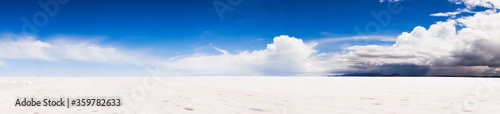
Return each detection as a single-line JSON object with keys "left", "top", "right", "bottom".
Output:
{"left": 160, "top": 35, "right": 330, "bottom": 76}
{"left": 0, "top": 34, "right": 153, "bottom": 66}
{"left": 339, "top": 4, "right": 500, "bottom": 76}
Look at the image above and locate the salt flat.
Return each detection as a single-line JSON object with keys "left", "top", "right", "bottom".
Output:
{"left": 1, "top": 77, "right": 500, "bottom": 114}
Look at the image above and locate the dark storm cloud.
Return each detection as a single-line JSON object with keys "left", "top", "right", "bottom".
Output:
{"left": 452, "top": 39, "right": 500, "bottom": 67}
{"left": 341, "top": 63, "right": 430, "bottom": 76}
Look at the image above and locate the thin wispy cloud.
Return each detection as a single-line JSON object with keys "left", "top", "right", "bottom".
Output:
{"left": 0, "top": 34, "right": 158, "bottom": 66}
{"left": 313, "top": 35, "right": 398, "bottom": 44}
{"left": 379, "top": 0, "right": 403, "bottom": 2}
{"left": 430, "top": 9, "right": 470, "bottom": 17}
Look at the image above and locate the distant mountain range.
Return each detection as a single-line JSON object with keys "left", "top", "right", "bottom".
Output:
{"left": 328, "top": 73, "right": 499, "bottom": 78}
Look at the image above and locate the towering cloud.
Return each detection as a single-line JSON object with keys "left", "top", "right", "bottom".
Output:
{"left": 160, "top": 35, "right": 329, "bottom": 76}
{"left": 338, "top": 0, "right": 500, "bottom": 76}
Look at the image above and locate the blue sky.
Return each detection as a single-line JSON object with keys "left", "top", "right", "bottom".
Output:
{"left": 1, "top": 0, "right": 460, "bottom": 54}
{"left": 1, "top": 0, "right": 499, "bottom": 76}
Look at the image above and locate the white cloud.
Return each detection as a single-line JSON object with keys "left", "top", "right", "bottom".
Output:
{"left": 160, "top": 35, "right": 330, "bottom": 76}
{"left": 430, "top": 12, "right": 461, "bottom": 17}
{"left": 0, "top": 36, "right": 53, "bottom": 60}
{"left": 431, "top": 0, "right": 499, "bottom": 18}
{"left": 0, "top": 34, "right": 153, "bottom": 66}
{"left": 340, "top": 20, "right": 459, "bottom": 65}
{"left": 339, "top": 9, "right": 500, "bottom": 75}
{"left": 212, "top": 46, "right": 229, "bottom": 55}
{"left": 449, "top": 0, "right": 500, "bottom": 9}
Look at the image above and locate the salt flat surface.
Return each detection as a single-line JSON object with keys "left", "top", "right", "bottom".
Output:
{"left": 1, "top": 77, "right": 500, "bottom": 114}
